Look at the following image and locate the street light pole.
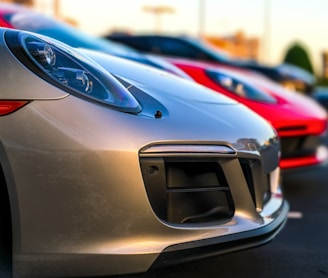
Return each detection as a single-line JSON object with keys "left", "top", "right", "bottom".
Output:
{"left": 263, "top": 0, "right": 271, "bottom": 63}
{"left": 54, "top": 0, "right": 60, "bottom": 18}
{"left": 198, "top": 0, "right": 206, "bottom": 38}
{"left": 143, "top": 5, "right": 174, "bottom": 33}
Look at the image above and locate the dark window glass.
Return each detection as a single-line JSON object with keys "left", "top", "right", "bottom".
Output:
{"left": 148, "top": 38, "right": 211, "bottom": 60}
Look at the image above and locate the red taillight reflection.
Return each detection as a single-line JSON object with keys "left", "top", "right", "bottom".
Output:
{"left": 0, "top": 100, "right": 30, "bottom": 116}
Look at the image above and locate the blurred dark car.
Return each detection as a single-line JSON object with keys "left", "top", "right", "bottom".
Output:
{"left": 313, "top": 87, "right": 328, "bottom": 110}
{"left": 106, "top": 34, "right": 316, "bottom": 94}
{"left": 0, "top": 3, "right": 190, "bottom": 79}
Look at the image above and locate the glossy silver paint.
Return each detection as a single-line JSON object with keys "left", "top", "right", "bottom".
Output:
{"left": 0, "top": 29, "right": 288, "bottom": 278}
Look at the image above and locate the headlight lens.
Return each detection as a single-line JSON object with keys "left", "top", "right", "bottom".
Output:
{"left": 5, "top": 30, "right": 141, "bottom": 113}
{"left": 206, "top": 70, "right": 277, "bottom": 104}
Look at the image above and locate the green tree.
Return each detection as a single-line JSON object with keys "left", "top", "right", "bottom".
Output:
{"left": 283, "top": 42, "right": 314, "bottom": 74}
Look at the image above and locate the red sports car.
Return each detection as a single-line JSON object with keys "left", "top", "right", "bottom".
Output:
{"left": 168, "top": 58, "right": 328, "bottom": 170}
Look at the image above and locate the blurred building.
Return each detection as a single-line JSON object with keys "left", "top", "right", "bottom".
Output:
{"left": 3, "top": 0, "right": 78, "bottom": 26}
{"left": 322, "top": 52, "right": 328, "bottom": 78}
{"left": 205, "top": 31, "right": 260, "bottom": 61}
{"left": 1, "top": 2, "right": 259, "bottom": 62}
{"left": 1, "top": 0, "right": 34, "bottom": 6}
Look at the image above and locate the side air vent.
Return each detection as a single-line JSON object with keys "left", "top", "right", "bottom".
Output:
{"left": 139, "top": 145, "right": 237, "bottom": 225}
{"left": 140, "top": 157, "right": 234, "bottom": 224}
{"left": 239, "top": 158, "right": 271, "bottom": 210}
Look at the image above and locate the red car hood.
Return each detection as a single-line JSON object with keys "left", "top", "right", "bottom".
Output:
{"left": 168, "top": 58, "right": 327, "bottom": 137}
{"left": 231, "top": 69, "right": 327, "bottom": 137}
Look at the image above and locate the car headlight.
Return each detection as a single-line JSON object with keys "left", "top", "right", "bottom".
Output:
{"left": 4, "top": 30, "right": 141, "bottom": 113}
{"left": 206, "top": 69, "right": 277, "bottom": 104}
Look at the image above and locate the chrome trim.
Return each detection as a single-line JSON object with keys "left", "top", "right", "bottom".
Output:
{"left": 140, "top": 145, "right": 236, "bottom": 154}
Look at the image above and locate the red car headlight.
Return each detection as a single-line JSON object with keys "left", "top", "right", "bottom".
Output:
{"left": 206, "top": 69, "right": 277, "bottom": 104}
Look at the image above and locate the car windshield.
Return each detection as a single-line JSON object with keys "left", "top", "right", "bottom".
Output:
{"left": 184, "top": 36, "right": 232, "bottom": 63}
{"left": 5, "top": 12, "right": 138, "bottom": 57}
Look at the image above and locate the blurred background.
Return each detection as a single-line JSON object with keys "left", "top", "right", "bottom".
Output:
{"left": 3, "top": 0, "right": 328, "bottom": 87}
{"left": 1, "top": 2, "right": 328, "bottom": 277}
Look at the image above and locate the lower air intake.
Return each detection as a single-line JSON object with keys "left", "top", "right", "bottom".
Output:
{"left": 140, "top": 157, "right": 235, "bottom": 225}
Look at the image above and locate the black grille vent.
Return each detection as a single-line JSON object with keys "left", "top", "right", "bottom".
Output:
{"left": 140, "top": 144, "right": 274, "bottom": 225}
{"left": 239, "top": 159, "right": 271, "bottom": 209}
{"left": 240, "top": 159, "right": 255, "bottom": 204}
{"left": 140, "top": 157, "right": 234, "bottom": 224}
{"left": 280, "top": 135, "right": 319, "bottom": 159}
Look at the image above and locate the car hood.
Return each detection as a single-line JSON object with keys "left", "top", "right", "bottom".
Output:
{"left": 167, "top": 58, "right": 326, "bottom": 137}
{"left": 221, "top": 67, "right": 327, "bottom": 135}
{"left": 0, "top": 29, "right": 279, "bottom": 173}
{"left": 203, "top": 63, "right": 326, "bottom": 123}
{"left": 244, "top": 70, "right": 326, "bottom": 121}
{"left": 82, "top": 49, "right": 279, "bottom": 167}
{"left": 81, "top": 49, "right": 237, "bottom": 105}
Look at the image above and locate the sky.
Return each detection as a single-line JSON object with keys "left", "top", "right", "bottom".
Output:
{"left": 34, "top": 0, "right": 328, "bottom": 75}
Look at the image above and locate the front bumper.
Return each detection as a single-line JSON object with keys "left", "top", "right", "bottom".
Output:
{"left": 13, "top": 142, "right": 287, "bottom": 278}
{"left": 14, "top": 201, "right": 289, "bottom": 278}
{"left": 151, "top": 199, "right": 289, "bottom": 269}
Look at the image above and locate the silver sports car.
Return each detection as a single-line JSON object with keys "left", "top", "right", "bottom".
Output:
{"left": 0, "top": 28, "right": 288, "bottom": 278}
